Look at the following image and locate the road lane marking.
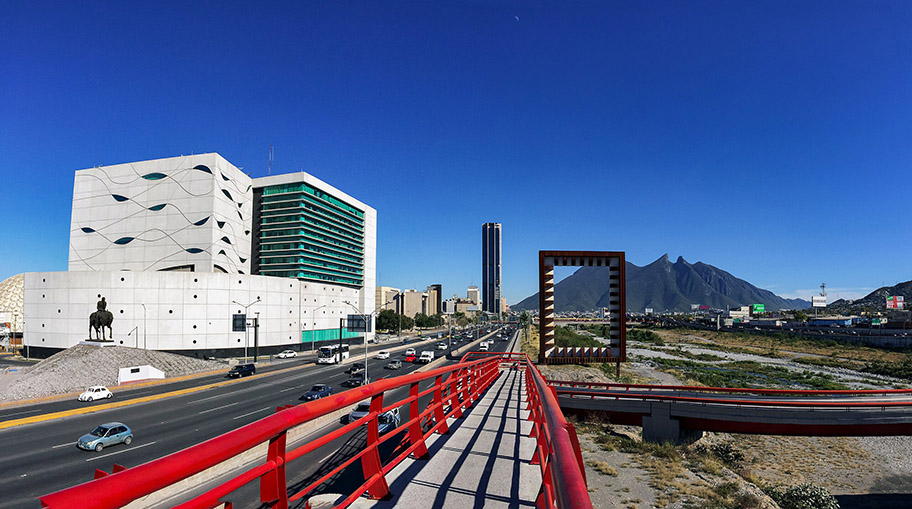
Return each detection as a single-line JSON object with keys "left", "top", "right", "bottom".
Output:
{"left": 1, "top": 408, "right": 42, "bottom": 418}
{"left": 52, "top": 442, "right": 75, "bottom": 449}
{"left": 86, "top": 441, "right": 156, "bottom": 461}
{"left": 192, "top": 392, "right": 227, "bottom": 404}
{"left": 233, "top": 407, "right": 271, "bottom": 420}
{"left": 199, "top": 402, "right": 239, "bottom": 414}
{"left": 279, "top": 386, "right": 300, "bottom": 393}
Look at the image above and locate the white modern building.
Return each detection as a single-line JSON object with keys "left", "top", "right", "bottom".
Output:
{"left": 24, "top": 153, "right": 377, "bottom": 358}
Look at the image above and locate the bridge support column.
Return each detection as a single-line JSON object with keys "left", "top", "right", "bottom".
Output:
{"left": 642, "top": 404, "right": 702, "bottom": 445}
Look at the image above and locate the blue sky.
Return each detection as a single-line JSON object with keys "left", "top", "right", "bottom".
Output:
{"left": 1, "top": 1, "right": 910, "bottom": 306}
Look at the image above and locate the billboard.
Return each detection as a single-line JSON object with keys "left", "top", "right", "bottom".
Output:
{"left": 691, "top": 304, "right": 700, "bottom": 311}
{"left": 347, "top": 314, "right": 372, "bottom": 332}
{"left": 232, "top": 314, "right": 246, "bottom": 332}
{"left": 699, "top": 305, "right": 710, "bottom": 311}
{"left": 886, "top": 296, "right": 905, "bottom": 309}
{"left": 811, "top": 296, "right": 827, "bottom": 308}
{"left": 645, "top": 308, "right": 654, "bottom": 314}
{"left": 752, "top": 304, "right": 765, "bottom": 314}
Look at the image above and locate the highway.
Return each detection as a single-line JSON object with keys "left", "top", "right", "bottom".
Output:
{"left": 0, "top": 327, "right": 516, "bottom": 508}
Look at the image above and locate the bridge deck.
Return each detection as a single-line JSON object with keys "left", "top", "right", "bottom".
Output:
{"left": 351, "top": 368, "right": 540, "bottom": 508}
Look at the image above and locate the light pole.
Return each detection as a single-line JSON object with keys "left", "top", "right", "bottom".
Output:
{"left": 343, "top": 301, "right": 382, "bottom": 383}
{"left": 232, "top": 297, "right": 261, "bottom": 362}
{"left": 310, "top": 305, "right": 327, "bottom": 352}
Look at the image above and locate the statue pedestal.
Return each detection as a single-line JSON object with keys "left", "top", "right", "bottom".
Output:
{"left": 80, "top": 339, "right": 118, "bottom": 347}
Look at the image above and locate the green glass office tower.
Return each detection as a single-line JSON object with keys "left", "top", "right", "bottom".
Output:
{"left": 253, "top": 181, "right": 365, "bottom": 286}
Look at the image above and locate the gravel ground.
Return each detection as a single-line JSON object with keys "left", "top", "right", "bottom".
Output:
{"left": 628, "top": 341, "right": 907, "bottom": 389}
{"left": 1, "top": 344, "right": 225, "bottom": 401}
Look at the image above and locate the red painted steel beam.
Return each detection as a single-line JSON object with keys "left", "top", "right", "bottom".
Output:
{"left": 548, "top": 379, "right": 912, "bottom": 397}
{"left": 554, "top": 389, "right": 912, "bottom": 408}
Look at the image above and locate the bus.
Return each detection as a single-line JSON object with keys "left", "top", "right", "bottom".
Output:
{"left": 317, "top": 344, "right": 350, "bottom": 364}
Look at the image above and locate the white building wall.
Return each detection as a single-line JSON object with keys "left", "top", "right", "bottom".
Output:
{"left": 24, "top": 271, "right": 370, "bottom": 354}
{"left": 69, "top": 154, "right": 252, "bottom": 274}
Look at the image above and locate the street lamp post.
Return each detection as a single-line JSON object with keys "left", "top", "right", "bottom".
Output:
{"left": 231, "top": 297, "right": 261, "bottom": 362}
{"left": 343, "top": 301, "right": 382, "bottom": 383}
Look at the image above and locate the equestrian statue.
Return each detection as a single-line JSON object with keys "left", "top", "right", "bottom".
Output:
{"left": 89, "top": 296, "right": 114, "bottom": 341}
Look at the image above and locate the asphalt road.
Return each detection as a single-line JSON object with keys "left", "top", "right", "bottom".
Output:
{"left": 0, "top": 327, "right": 515, "bottom": 508}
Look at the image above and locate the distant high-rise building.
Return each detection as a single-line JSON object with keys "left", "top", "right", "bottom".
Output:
{"left": 467, "top": 286, "right": 479, "bottom": 305}
{"left": 376, "top": 286, "right": 400, "bottom": 311}
{"left": 482, "top": 223, "right": 502, "bottom": 315}
{"left": 426, "top": 284, "right": 442, "bottom": 315}
{"left": 400, "top": 289, "right": 428, "bottom": 318}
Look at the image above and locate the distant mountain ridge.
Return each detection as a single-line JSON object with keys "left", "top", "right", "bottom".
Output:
{"left": 828, "top": 280, "right": 912, "bottom": 313}
{"left": 511, "top": 254, "right": 810, "bottom": 313}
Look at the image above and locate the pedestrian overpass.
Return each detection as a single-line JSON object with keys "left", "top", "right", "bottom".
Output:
{"left": 39, "top": 352, "right": 912, "bottom": 509}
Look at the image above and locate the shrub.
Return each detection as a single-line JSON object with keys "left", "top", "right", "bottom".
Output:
{"left": 766, "top": 482, "right": 840, "bottom": 509}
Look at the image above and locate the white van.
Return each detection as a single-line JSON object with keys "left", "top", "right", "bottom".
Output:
{"left": 419, "top": 351, "right": 434, "bottom": 364}
{"left": 479, "top": 343, "right": 489, "bottom": 352}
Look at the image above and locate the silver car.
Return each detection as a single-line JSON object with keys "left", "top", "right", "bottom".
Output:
{"left": 77, "top": 422, "right": 133, "bottom": 452}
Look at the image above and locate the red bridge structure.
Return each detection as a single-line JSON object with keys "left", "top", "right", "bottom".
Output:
{"left": 39, "top": 352, "right": 592, "bottom": 509}
{"left": 38, "top": 352, "right": 912, "bottom": 508}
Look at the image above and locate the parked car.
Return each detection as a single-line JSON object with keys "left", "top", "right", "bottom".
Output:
{"left": 300, "top": 384, "right": 333, "bottom": 401}
{"left": 436, "top": 343, "right": 447, "bottom": 350}
{"left": 77, "top": 422, "right": 133, "bottom": 452}
{"left": 341, "top": 375, "right": 371, "bottom": 388}
{"left": 227, "top": 363, "right": 256, "bottom": 378}
{"left": 385, "top": 360, "right": 402, "bottom": 370}
{"left": 405, "top": 353, "right": 417, "bottom": 363}
{"left": 341, "top": 401, "right": 372, "bottom": 424}
{"left": 404, "top": 348, "right": 416, "bottom": 357}
{"left": 78, "top": 386, "right": 113, "bottom": 402}
{"left": 375, "top": 350, "right": 390, "bottom": 360}
{"left": 276, "top": 350, "right": 297, "bottom": 359}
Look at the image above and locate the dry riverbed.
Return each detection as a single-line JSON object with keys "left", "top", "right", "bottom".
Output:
{"left": 527, "top": 327, "right": 912, "bottom": 508}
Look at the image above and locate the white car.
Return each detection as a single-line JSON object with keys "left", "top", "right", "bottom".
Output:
{"left": 277, "top": 350, "right": 297, "bottom": 359}
{"left": 375, "top": 350, "right": 390, "bottom": 360}
{"left": 436, "top": 343, "right": 447, "bottom": 350}
{"left": 78, "top": 386, "right": 113, "bottom": 402}
{"left": 405, "top": 348, "right": 416, "bottom": 357}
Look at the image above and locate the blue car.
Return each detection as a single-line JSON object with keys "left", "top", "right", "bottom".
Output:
{"left": 300, "top": 384, "right": 333, "bottom": 401}
{"left": 77, "top": 422, "right": 133, "bottom": 452}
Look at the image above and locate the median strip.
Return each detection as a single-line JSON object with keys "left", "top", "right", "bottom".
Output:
{"left": 0, "top": 379, "right": 240, "bottom": 430}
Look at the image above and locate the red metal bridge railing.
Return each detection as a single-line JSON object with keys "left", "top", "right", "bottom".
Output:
{"left": 40, "top": 352, "right": 594, "bottom": 509}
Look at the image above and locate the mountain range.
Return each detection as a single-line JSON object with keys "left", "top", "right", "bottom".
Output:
{"left": 827, "top": 280, "right": 912, "bottom": 314}
{"left": 511, "top": 254, "right": 810, "bottom": 313}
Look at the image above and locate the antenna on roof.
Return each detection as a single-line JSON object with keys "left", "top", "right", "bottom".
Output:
{"left": 820, "top": 283, "right": 826, "bottom": 297}
{"left": 268, "top": 144, "right": 274, "bottom": 176}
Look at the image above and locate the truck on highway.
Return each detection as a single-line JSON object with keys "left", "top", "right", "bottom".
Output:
{"left": 418, "top": 351, "right": 434, "bottom": 364}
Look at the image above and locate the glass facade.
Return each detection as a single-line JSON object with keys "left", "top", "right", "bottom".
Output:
{"left": 257, "top": 182, "right": 365, "bottom": 286}
{"left": 301, "top": 327, "right": 360, "bottom": 343}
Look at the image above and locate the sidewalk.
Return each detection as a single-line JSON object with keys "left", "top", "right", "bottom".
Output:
{"left": 350, "top": 364, "right": 540, "bottom": 508}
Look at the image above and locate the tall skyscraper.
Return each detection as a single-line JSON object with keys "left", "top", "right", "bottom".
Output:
{"left": 426, "top": 284, "right": 442, "bottom": 315}
{"left": 482, "top": 222, "right": 502, "bottom": 315}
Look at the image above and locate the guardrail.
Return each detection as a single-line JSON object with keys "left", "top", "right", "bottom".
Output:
{"left": 548, "top": 380, "right": 912, "bottom": 397}
{"left": 550, "top": 380, "right": 912, "bottom": 409}
{"left": 40, "top": 352, "right": 594, "bottom": 509}
{"left": 40, "top": 356, "right": 500, "bottom": 509}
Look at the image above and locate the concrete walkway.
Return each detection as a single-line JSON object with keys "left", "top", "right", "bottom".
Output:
{"left": 351, "top": 366, "right": 541, "bottom": 508}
